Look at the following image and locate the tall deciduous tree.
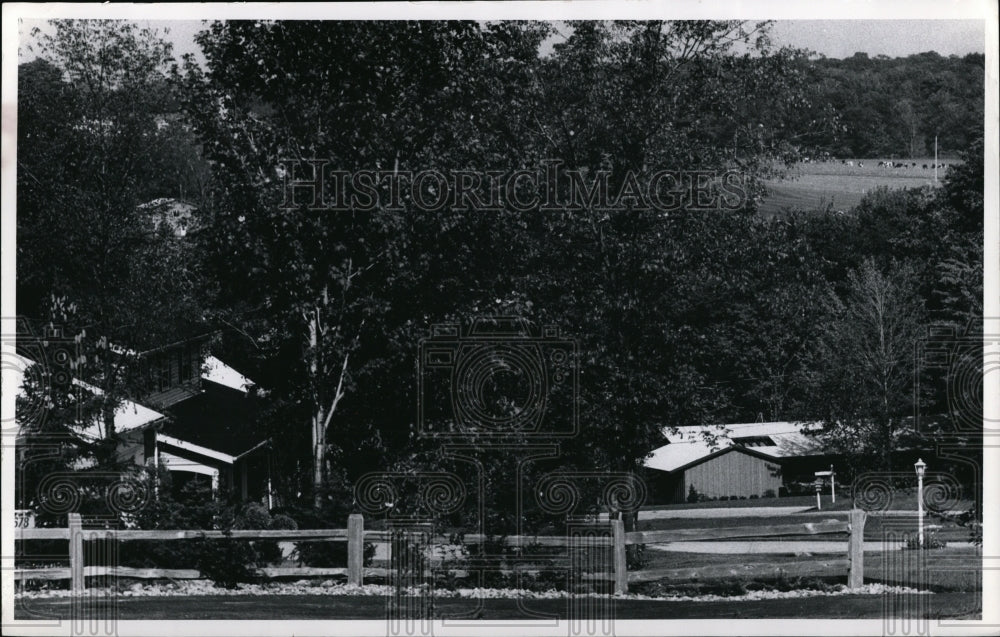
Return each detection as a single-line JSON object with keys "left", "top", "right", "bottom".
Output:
{"left": 800, "top": 258, "right": 927, "bottom": 471}
{"left": 18, "top": 20, "right": 209, "bottom": 460}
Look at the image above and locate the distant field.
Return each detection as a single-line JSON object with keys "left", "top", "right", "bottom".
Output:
{"left": 758, "top": 158, "right": 958, "bottom": 217}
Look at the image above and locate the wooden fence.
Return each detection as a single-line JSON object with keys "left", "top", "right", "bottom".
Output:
{"left": 15, "top": 509, "right": 868, "bottom": 595}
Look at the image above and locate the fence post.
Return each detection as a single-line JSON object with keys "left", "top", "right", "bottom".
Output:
{"left": 348, "top": 513, "right": 364, "bottom": 586}
{"left": 68, "top": 512, "right": 84, "bottom": 594}
{"left": 611, "top": 517, "right": 627, "bottom": 595}
{"left": 848, "top": 508, "right": 866, "bottom": 588}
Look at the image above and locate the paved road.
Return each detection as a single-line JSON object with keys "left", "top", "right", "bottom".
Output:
{"left": 604, "top": 506, "right": 814, "bottom": 519}
{"left": 644, "top": 540, "right": 975, "bottom": 554}
{"left": 606, "top": 507, "right": 929, "bottom": 520}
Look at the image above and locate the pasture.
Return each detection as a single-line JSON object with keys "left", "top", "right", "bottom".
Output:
{"left": 758, "top": 158, "right": 959, "bottom": 217}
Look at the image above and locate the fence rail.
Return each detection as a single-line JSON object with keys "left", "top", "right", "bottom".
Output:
{"left": 15, "top": 509, "right": 868, "bottom": 594}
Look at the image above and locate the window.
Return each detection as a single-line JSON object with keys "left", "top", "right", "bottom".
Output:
{"left": 157, "top": 357, "right": 171, "bottom": 392}
{"left": 178, "top": 346, "right": 193, "bottom": 383}
{"left": 732, "top": 435, "right": 776, "bottom": 447}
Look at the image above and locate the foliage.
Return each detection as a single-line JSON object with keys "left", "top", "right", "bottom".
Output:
{"left": 120, "top": 475, "right": 294, "bottom": 588}
{"left": 17, "top": 22, "right": 213, "bottom": 475}
{"left": 797, "top": 258, "right": 927, "bottom": 472}
{"left": 17, "top": 20, "right": 985, "bottom": 521}
{"left": 796, "top": 52, "right": 984, "bottom": 158}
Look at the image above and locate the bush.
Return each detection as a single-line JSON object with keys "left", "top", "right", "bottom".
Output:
{"left": 903, "top": 532, "right": 947, "bottom": 550}
{"left": 749, "top": 494, "right": 759, "bottom": 499}
{"left": 119, "top": 477, "right": 301, "bottom": 588}
{"left": 763, "top": 489, "right": 777, "bottom": 498}
{"left": 687, "top": 484, "right": 700, "bottom": 503}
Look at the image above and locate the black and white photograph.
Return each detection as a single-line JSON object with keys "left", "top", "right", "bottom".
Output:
{"left": 2, "top": 2, "right": 997, "bottom": 635}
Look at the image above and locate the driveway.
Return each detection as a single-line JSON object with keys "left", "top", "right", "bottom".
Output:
{"left": 605, "top": 506, "right": 814, "bottom": 520}
{"left": 643, "top": 540, "right": 974, "bottom": 554}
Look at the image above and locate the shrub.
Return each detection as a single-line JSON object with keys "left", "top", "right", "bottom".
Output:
{"left": 903, "top": 532, "right": 947, "bottom": 550}
{"left": 118, "top": 477, "right": 301, "bottom": 588}
{"left": 763, "top": 489, "right": 777, "bottom": 498}
{"left": 687, "top": 484, "right": 700, "bottom": 503}
{"left": 749, "top": 494, "right": 759, "bottom": 499}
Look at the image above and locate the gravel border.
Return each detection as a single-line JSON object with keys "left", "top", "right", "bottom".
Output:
{"left": 16, "top": 580, "right": 931, "bottom": 603}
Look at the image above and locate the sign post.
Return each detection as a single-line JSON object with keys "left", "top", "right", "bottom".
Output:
{"left": 813, "top": 479, "right": 823, "bottom": 510}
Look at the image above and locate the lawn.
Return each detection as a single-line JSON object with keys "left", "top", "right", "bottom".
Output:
{"left": 635, "top": 513, "right": 973, "bottom": 542}
{"left": 637, "top": 547, "right": 981, "bottom": 593}
{"left": 757, "top": 158, "right": 956, "bottom": 217}
{"left": 14, "top": 591, "right": 980, "bottom": 620}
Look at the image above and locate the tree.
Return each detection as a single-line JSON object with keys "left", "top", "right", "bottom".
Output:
{"left": 179, "top": 20, "right": 553, "bottom": 509}
{"left": 17, "top": 21, "right": 209, "bottom": 462}
{"left": 799, "top": 259, "right": 927, "bottom": 472}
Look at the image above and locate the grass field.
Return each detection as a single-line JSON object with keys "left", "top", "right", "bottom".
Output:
{"left": 635, "top": 513, "right": 974, "bottom": 542}
{"left": 15, "top": 591, "right": 980, "bottom": 620}
{"left": 640, "top": 547, "right": 981, "bottom": 593}
{"left": 758, "top": 158, "right": 959, "bottom": 217}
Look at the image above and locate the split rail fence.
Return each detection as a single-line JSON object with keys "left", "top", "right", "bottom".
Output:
{"left": 15, "top": 509, "right": 868, "bottom": 595}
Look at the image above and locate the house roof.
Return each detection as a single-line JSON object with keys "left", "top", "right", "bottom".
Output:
{"left": 203, "top": 355, "right": 254, "bottom": 394}
{"left": 138, "top": 198, "right": 200, "bottom": 238}
{"left": 645, "top": 421, "right": 830, "bottom": 473}
{"left": 9, "top": 355, "right": 167, "bottom": 441}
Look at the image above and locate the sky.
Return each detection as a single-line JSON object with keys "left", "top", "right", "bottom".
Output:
{"left": 19, "top": 19, "right": 987, "bottom": 65}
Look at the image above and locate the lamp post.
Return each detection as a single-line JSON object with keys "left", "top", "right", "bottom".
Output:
{"left": 915, "top": 458, "right": 927, "bottom": 548}
{"left": 830, "top": 465, "right": 836, "bottom": 503}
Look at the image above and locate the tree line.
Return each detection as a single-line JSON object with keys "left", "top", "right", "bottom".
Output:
{"left": 796, "top": 51, "right": 984, "bottom": 159}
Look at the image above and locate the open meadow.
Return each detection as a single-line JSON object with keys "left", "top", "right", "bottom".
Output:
{"left": 758, "top": 158, "right": 960, "bottom": 217}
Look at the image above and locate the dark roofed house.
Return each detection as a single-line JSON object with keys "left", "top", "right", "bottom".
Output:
{"left": 13, "top": 319, "right": 273, "bottom": 506}
{"left": 152, "top": 363, "right": 273, "bottom": 503}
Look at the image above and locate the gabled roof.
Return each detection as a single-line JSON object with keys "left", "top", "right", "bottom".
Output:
{"left": 9, "top": 355, "right": 167, "bottom": 440}
{"left": 645, "top": 421, "right": 830, "bottom": 473}
{"left": 203, "top": 355, "right": 254, "bottom": 394}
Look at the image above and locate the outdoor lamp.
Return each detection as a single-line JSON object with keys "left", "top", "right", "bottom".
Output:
{"left": 914, "top": 458, "right": 926, "bottom": 547}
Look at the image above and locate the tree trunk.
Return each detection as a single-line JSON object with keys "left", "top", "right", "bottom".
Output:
{"left": 312, "top": 409, "right": 326, "bottom": 509}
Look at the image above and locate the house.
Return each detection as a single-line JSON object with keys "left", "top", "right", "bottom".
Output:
{"left": 11, "top": 325, "right": 272, "bottom": 506}
{"left": 643, "top": 421, "right": 838, "bottom": 503}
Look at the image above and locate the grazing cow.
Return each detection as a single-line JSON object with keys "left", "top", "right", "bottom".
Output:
{"left": 858, "top": 161, "right": 864, "bottom": 168}
{"left": 847, "top": 160, "right": 854, "bottom": 167}
{"left": 923, "top": 164, "right": 928, "bottom": 169}
{"left": 912, "top": 162, "right": 917, "bottom": 167}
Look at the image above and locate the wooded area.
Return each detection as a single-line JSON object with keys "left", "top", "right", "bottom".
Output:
{"left": 15, "top": 20, "right": 984, "bottom": 541}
